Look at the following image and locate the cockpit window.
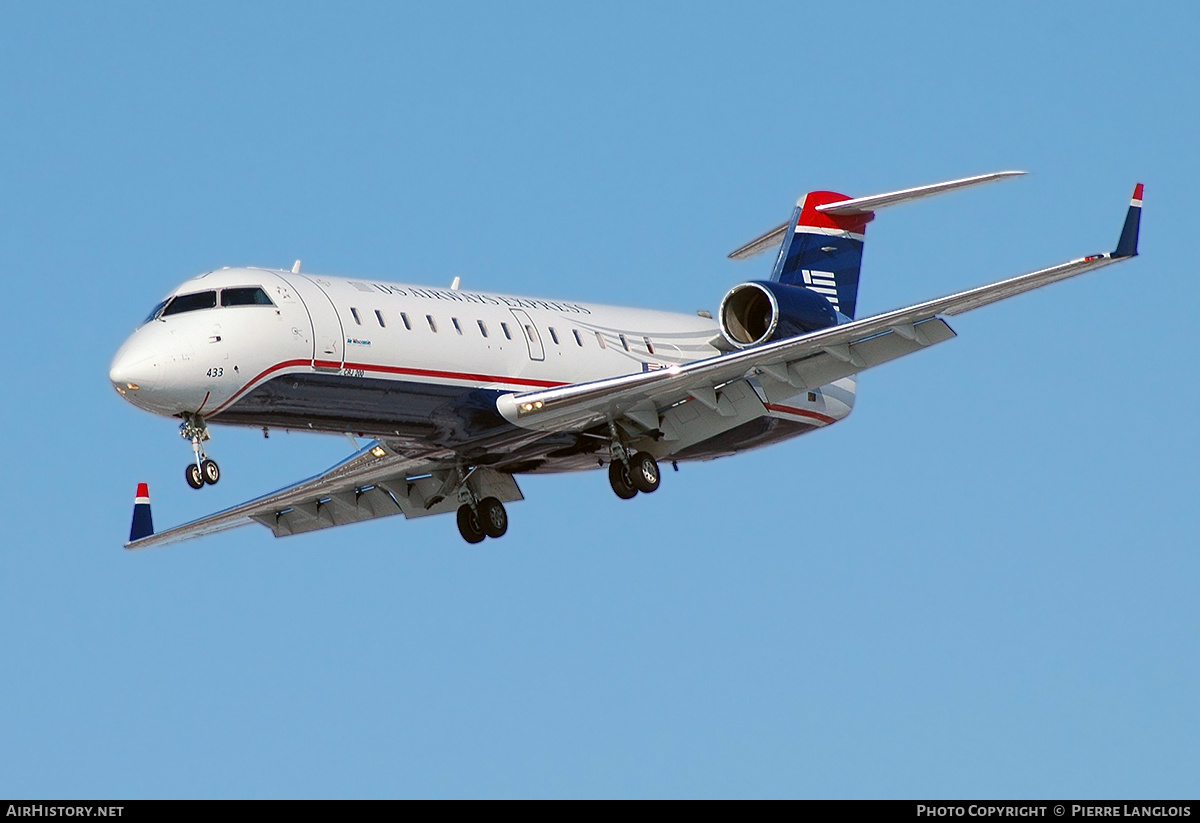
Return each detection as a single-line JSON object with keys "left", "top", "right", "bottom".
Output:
{"left": 220, "top": 286, "right": 274, "bottom": 307}
{"left": 143, "top": 299, "right": 170, "bottom": 325}
{"left": 161, "top": 290, "right": 218, "bottom": 316}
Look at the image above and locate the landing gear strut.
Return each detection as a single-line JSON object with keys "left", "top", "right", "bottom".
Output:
{"left": 181, "top": 414, "right": 219, "bottom": 489}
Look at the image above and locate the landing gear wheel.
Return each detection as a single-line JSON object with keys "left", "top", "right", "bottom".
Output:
{"left": 479, "top": 497, "right": 508, "bottom": 538}
{"left": 631, "top": 451, "right": 661, "bottom": 493}
{"left": 185, "top": 463, "right": 204, "bottom": 489}
{"left": 202, "top": 459, "right": 220, "bottom": 485}
{"left": 608, "top": 459, "right": 638, "bottom": 500}
{"left": 456, "top": 504, "right": 486, "bottom": 544}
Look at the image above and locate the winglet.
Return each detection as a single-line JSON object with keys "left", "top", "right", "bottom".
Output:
{"left": 1114, "top": 183, "right": 1143, "bottom": 258}
{"left": 129, "top": 483, "right": 154, "bottom": 544}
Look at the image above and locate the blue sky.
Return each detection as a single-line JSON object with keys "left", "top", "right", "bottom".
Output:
{"left": 2, "top": 2, "right": 1197, "bottom": 798}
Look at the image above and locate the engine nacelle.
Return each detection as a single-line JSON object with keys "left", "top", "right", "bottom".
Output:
{"left": 718, "top": 280, "right": 838, "bottom": 348}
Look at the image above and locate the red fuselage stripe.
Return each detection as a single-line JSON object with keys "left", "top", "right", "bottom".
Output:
{"left": 764, "top": 403, "right": 837, "bottom": 425}
{"left": 340, "top": 361, "right": 567, "bottom": 389}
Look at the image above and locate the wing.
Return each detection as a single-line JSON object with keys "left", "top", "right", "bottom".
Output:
{"left": 501, "top": 185, "right": 1143, "bottom": 435}
{"left": 126, "top": 441, "right": 523, "bottom": 550}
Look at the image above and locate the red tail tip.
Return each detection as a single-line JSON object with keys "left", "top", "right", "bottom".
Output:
{"left": 1133, "top": 183, "right": 1144, "bottom": 201}
{"left": 136, "top": 483, "right": 149, "bottom": 498}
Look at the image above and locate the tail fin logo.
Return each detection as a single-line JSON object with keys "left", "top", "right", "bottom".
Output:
{"left": 799, "top": 270, "right": 841, "bottom": 312}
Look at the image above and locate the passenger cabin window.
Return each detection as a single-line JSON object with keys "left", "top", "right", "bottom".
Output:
{"left": 595, "top": 331, "right": 607, "bottom": 349}
{"left": 220, "top": 287, "right": 274, "bottom": 307}
{"left": 452, "top": 318, "right": 463, "bottom": 335}
{"left": 501, "top": 322, "right": 512, "bottom": 340}
{"left": 619, "top": 334, "right": 630, "bottom": 351}
{"left": 643, "top": 336, "right": 655, "bottom": 355}
{"left": 426, "top": 315, "right": 438, "bottom": 333}
{"left": 375, "top": 310, "right": 386, "bottom": 327}
{"left": 549, "top": 328, "right": 559, "bottom": 345}
{"left": 573, "top": 329, "right": 583, "bottom": 347}
{"left": 350, "top": 308, "right": 362, "bottom": 325}
{"left": 400, "top": 312, "right": 412, "bottom": 330}
{"left": 477, "top": 320, "right": 488, "bottom": 337}
{"left": 162, "top": 291, "right": 217, "bottom": 316}
{"left": 524, "top": 325, "right": 536, "bottom": 342}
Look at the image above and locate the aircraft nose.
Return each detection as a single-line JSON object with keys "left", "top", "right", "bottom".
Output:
{"left": 109, "top": 342, "right": 159, "bottom": 398}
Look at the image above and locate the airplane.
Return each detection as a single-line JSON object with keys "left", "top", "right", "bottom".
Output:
{"left": 113, "top": 172, "right": 1143, "bottom": 548}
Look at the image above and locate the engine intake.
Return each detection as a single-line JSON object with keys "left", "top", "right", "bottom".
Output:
{"left": 718, "top": 281, "right": 838, "bottom": 348}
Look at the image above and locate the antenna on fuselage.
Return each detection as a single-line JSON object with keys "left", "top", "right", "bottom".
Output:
{"left": 450, "top": 276, "right": 461, "bottom": 291}
{"left": 292, "top": 260, "right": 302, "bottom": 274}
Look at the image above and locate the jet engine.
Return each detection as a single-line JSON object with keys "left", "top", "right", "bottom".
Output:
{"left": 717, "top": 280, "right": 838, "bottom": 348}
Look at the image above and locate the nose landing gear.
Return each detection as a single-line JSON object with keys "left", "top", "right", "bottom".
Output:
{"left": 185, "top": 459, "right": 220, "bottom": 489}
{"left": 180, "top": 414, "right": 219, "bottom": 489}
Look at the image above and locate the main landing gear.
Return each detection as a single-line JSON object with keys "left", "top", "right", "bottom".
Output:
{"left": 456, "top": 496, "right": 508, "bottom": 544}
{"left": 451, "top": 499, "right": 504, "bottom": 544}
{"left": 180, "top": 414, "right": 219, "bottom": 490}
{"left": 452, "top": 465, "right": 508, "bottom": 545}
{"left": 607, "top": 443, "right": 661, "bottom": 500}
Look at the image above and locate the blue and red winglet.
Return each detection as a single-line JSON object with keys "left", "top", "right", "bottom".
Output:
{"left": 1114, "top": 183, "right": 1143, "bottom": 258}
{"left": 130, "top": 483, "right": 154, "bottom": 543}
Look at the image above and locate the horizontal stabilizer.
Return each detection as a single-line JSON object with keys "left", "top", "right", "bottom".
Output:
{"left": 729, "top": 171, "right": 1025, "bottom": 259}
{"left": 727, "top": 220, "right": 791, "bottom": 260}
{"left": 815, "top": 171, "right": 1026, "bottom": 215}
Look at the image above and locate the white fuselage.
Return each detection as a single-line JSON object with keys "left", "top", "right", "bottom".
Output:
{"left": 111, "top": 267, "right": 854, "bottom": 472}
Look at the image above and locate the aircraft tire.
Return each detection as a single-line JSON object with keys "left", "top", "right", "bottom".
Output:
{"left": 202, "top": 459, "right": 220, "bottom": 485}
{"left": 186, "top": 464, "right": 205, "bottom": 489}
{"left": 479, "top": 497, "right": 508, "bottom": 538}
{"left": 608, "top": 460, "right": 638, "bottom": 500}
{"left": 456, "top": 504, "right": 486, "bottom": 544}
{"left": 631, "top": 452, "right": 660, "bottom": 493}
